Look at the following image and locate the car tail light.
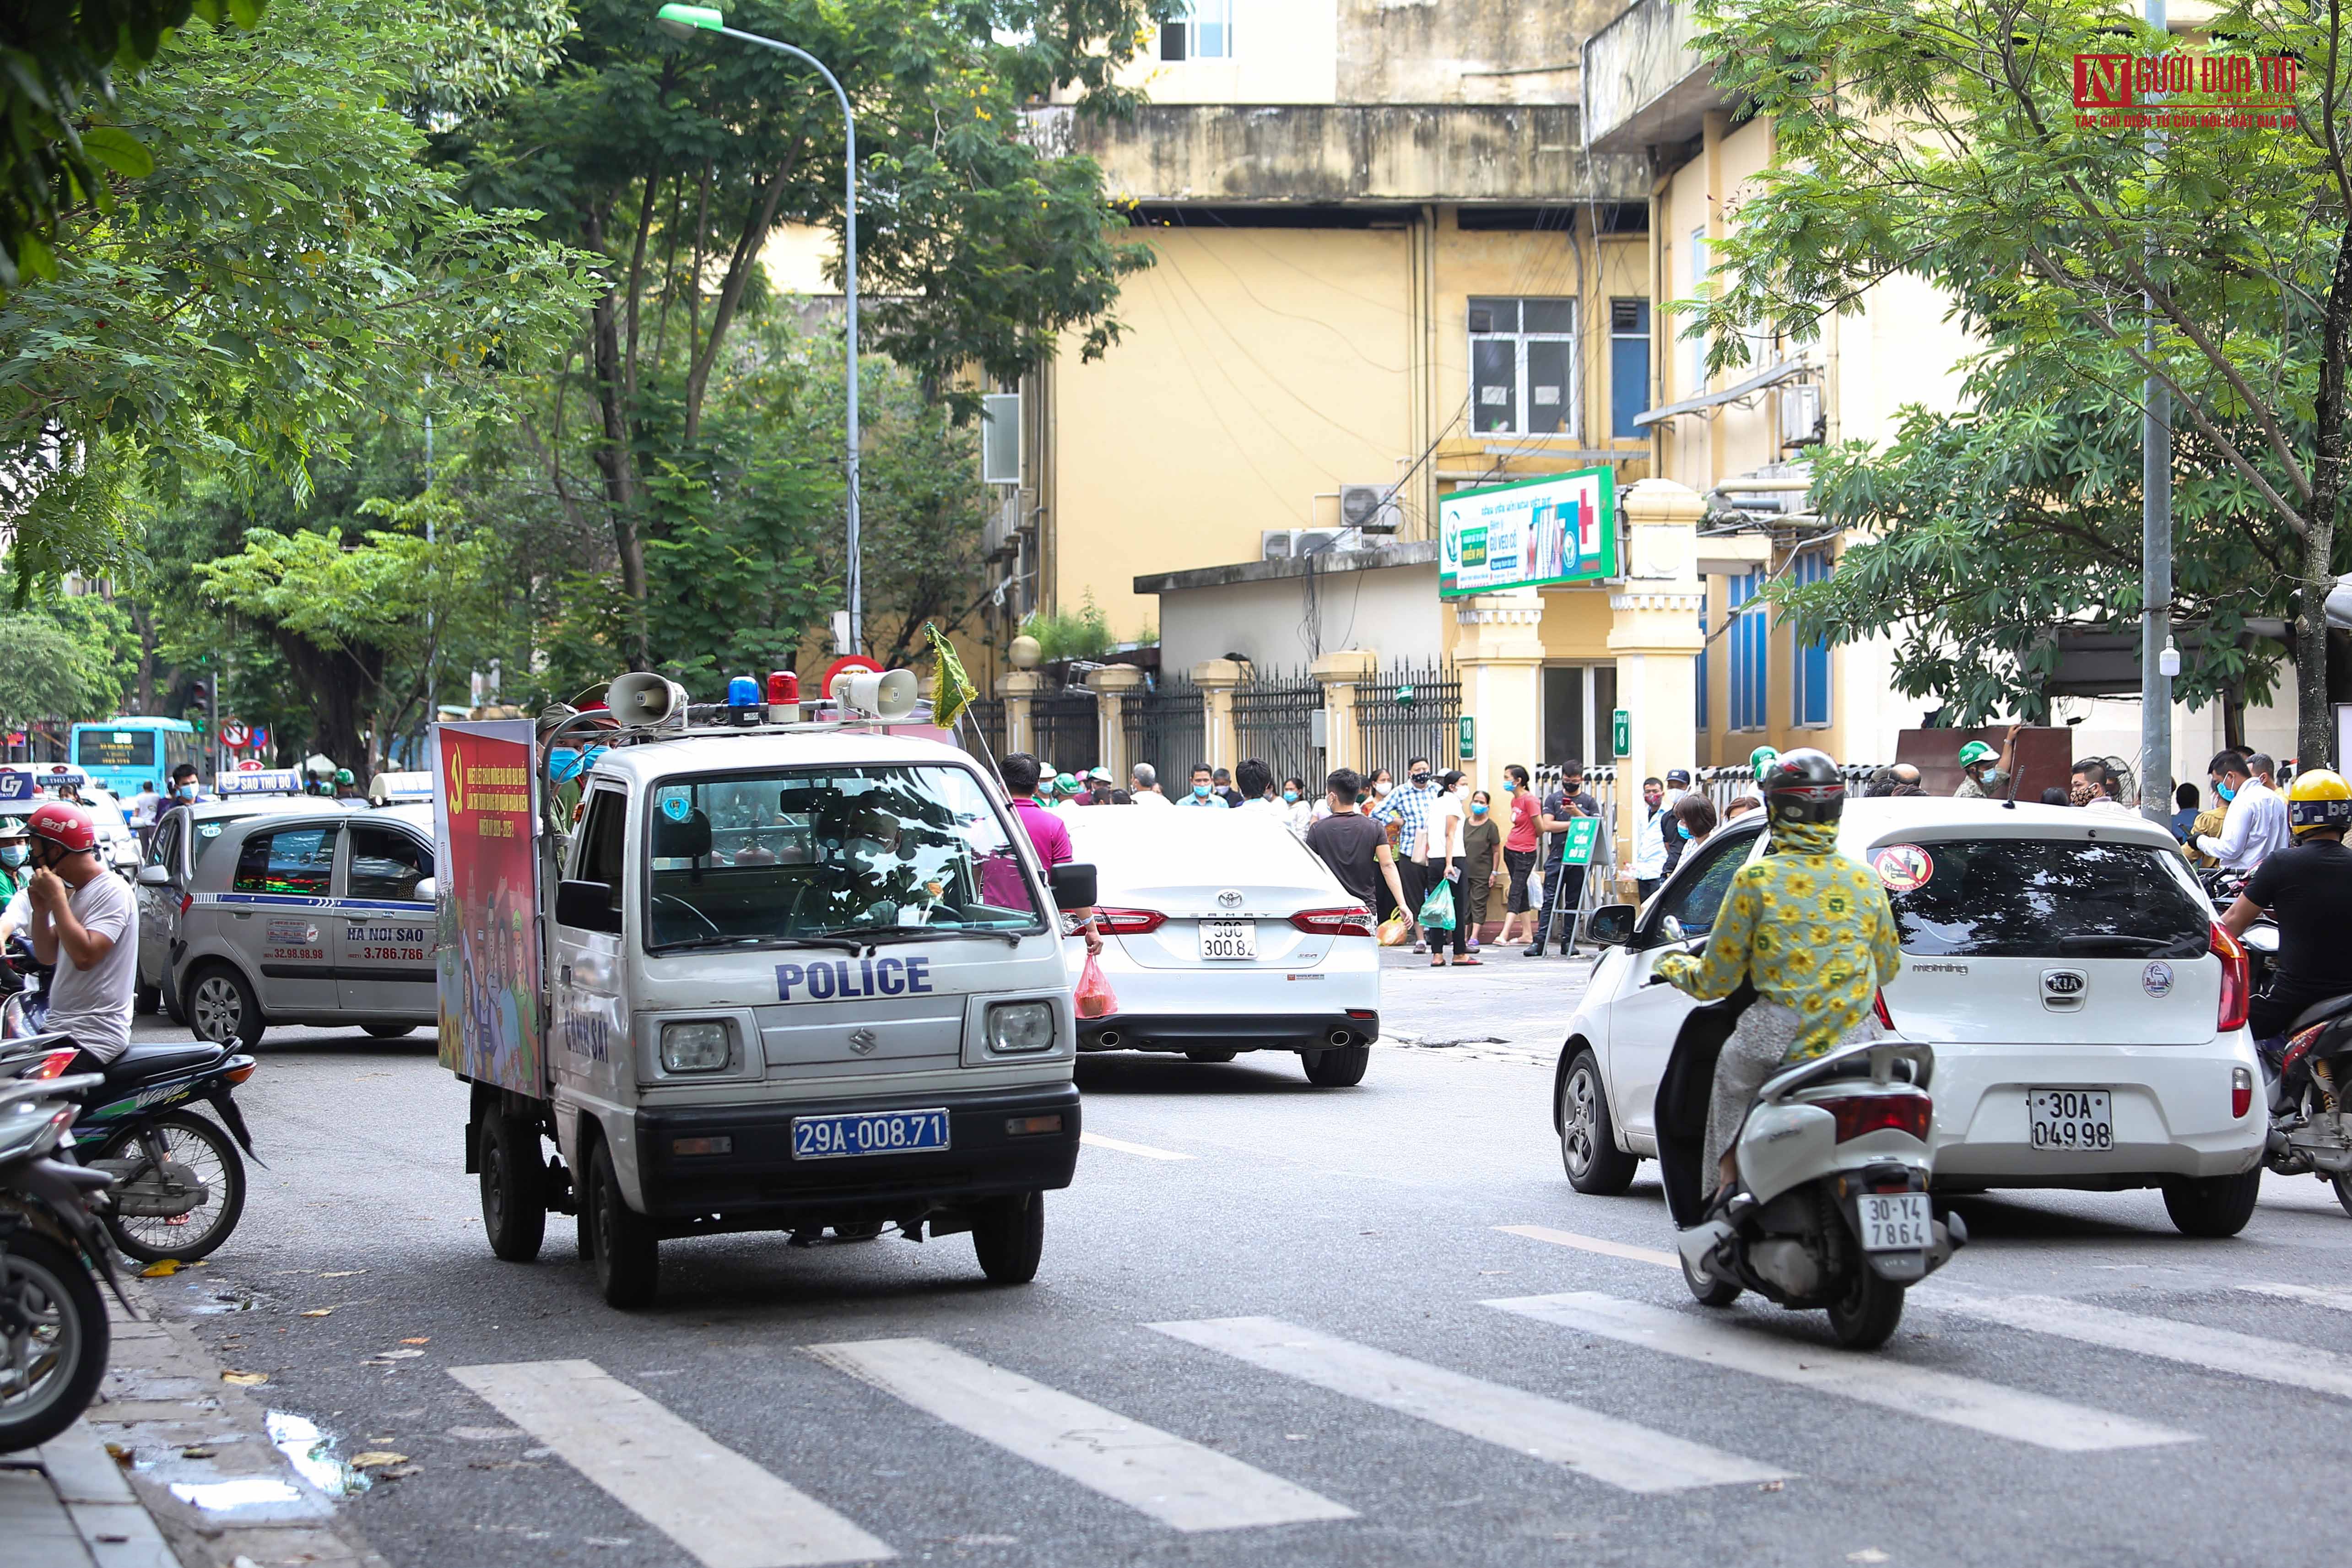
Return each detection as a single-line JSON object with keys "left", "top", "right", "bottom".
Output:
{"left": 1820, "top": 1092, "right": 1933, "bottom": 1143}
{"left": 2213, "top": 920, "right": 2249, "bottom": 1032}
{"left": 1873, "top": 989, "right": 1894, "bottom": 1031}
{"left": 1290, "top": 907, "right": 1374, "bottom": 938}
{"left": 1092, "top": 907, "right": 1166, "bottom": 935}
{"left": 2232, "top": 1064, "right": 2254, "bottom": 1119}
{"left": 21, "top": 1048, "right": 76, "bottom": 1081}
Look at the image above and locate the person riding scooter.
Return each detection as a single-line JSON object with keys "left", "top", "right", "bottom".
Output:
{"left": 2222, "top": 768, "right": 2352, "bottom": 1045}
{"left": 1654, "top": 748, "right": 1905, "bottom": 1201}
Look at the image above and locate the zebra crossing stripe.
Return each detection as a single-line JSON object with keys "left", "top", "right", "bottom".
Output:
{"left": 1485, "top": 1293, "right": 2191, "bottom": 1452}
{"left": 448, "top": 1359, "right": 893, "bottom": 1567}
{"left": 2236, "top": 1280, "right": 2352, "bottom": 1314}
{"left": 804, "top": 1338, "right": 1353, "bottom": 1532}
{"left": 1150, "top": 1315, "right": 1790, "bottom": 1493}
{"left": 1928, "top": 1291, "right": 2352, "bottom": 1401}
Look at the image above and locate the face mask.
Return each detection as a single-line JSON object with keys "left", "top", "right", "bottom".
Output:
{"left": 0, "top": 847, "right": 22, "bottom": 869}
{"left": 1282, "top": 790, "right": 1298, "bottom": 805}
{"left": 1193, "top": 784, "right": 1211, "bottom": 799}
{"left": 1373, "top": 780, "right": 1392, "bottom": 795}
{"left": 1411, "top": 772, "right": 1431, "bottom": 786}
{"left": 1471, "top": 803, "right": 1488, "bottom": 816}
{"left": 2216, "top": 779, "right": 2236, "bottom": 802}
{"left": 176, "top": 784, "right": 197, "bottom": 799}
{"left": 1677, "top": 823, "right": 1692, "bottom": 840}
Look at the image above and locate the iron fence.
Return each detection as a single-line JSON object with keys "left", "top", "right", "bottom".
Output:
{"left": 1356, "top": 662, "right": 1462, "bottom": 781}
{"left": 1030, "top": 689, "right": 1098, "bottom": 776}
{"left": 958, "top": 697, "right": 1006, "bottom": 766}
{"left": 1232, "top": 666, "right": 1324, "bottom": 789}
{"left": 1122, "top": 678, "right": 1205, "bottom": 783}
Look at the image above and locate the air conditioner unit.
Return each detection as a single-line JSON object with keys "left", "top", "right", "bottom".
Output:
{"left": 1779, "top": 381, "right": 1823, "bottom": 449}
{"left": 1261, "top": 530, "right": 1296, "bottom": 561}
{"left": 1293, "top": 527, "right": 1352, "bottom": 557}
{"left": 1339, "top": 483, "right": 1402, "bottom": 533}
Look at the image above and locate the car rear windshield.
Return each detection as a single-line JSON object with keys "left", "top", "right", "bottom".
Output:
{"left": 1883, "top": 836, "right": 2211, "bottom": 959}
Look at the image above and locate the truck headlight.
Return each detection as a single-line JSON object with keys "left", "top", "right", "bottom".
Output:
{"left": 660, "top": 1020, "right": 732, "bottom": 1072}
{"left": 985, "top": 1000, "right": 1056, "bottom": 1054}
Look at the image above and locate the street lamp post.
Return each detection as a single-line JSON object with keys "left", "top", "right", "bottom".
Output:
{"left": 2139, "top": 0, "right": 2172, "bottom": 824}
{"left": 656, "top": 3, "right": 863, "bottom": 656}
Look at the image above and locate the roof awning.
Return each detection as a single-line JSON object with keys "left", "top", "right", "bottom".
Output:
{"left": 1633, "top": 357, "right": 1809, "bottom": 429}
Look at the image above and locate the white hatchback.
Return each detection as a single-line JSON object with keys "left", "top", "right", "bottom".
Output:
{"left": 1552, "top": 799, "right": 2267, "bottom": 1236}
{"left": 1061, "top": 807, "right": 1381, "bottom": 1086}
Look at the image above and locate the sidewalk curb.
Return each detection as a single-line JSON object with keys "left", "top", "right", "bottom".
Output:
{"left": 80, "top": 1280, "right": 394, "bottom": 1568}
{"left": 36, "top": 1417, "right": 183, "bottom": 1568}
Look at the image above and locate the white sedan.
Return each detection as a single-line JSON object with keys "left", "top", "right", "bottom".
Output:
{"left": 1552, "top": 798, "right": 2268, "bottom": 1236}
{"left": 1061, "top": 807, "right": 1380, "bottom": 1086}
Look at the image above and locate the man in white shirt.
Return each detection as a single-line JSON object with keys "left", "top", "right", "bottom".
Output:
{"left": 2070, "top": 758, "right": 2136, "bottom": 815}
{"left": 2196, "top": 748, "right": 2292, "bottom": 873}
{"left": 23, "top": 802, "right": 135, "bottom": 1064}
{"left": 1129, "top": 763, "right": 1172, "bottom": 806}
{"left": 1233, "top": 758, "right": 1286, "bottom": 820}
{"left": 1631, "top": 776, "right": 1671, "bottom": 899}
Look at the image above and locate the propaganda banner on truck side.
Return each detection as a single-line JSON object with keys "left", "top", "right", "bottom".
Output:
{"left": 1438, "top": 466, "right": 1617, "bottom": 598}
{"left": 431, "top": 720, "right": 544, "bottom": 1095}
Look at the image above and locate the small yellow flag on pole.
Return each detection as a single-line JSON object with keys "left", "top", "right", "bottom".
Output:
{"left": 925, "top": 622, "right": 977, "bottom": 731}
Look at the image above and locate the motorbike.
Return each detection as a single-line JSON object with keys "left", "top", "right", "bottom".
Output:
{"left": 0, "top": 1071, "right": 123, "bottom": 1452}
{"left": 1, "top": 1033, "right": 257, "bottom": 1264}
{"left": 1656, "top": 989, "right": 1964, "bottom": 1350}
{"left": 2254, "top": 991, "right": 2352, "bottom": 1216}
{"left": 0, "top": 930, "right": 51, "bottom": 1040}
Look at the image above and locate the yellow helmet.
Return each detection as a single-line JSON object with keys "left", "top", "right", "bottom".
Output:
{"left": 2287, "top": 768, "right": 2352, "bottom": 839}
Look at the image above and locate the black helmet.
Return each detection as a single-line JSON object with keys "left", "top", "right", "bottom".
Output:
{"left": 1762, "top": 747, "right": 1845, "bottom": 826}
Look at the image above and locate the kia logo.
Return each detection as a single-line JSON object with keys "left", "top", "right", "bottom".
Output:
{"left": 2043, "top": 969, "right": 2087, "bottom": 997}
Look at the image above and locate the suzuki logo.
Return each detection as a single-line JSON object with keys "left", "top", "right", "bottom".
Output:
{"left": 1216, "top": 889, "right": 1245, "bottom": 909}
{"left": 848, "top": 1027, "right": 878, "bottom": 1056}
{"left": 2042, "top": 969, "right": 2087, "bottom": 1001}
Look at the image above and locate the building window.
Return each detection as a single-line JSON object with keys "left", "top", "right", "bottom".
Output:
{"left": 1160, "top": 0, "right": 1230, "bottom": 59}
{"left": 1610, "top": 298, "right": 1650, "bottom": 440}
{"left": 1728, "top": 570, "right": 1768, "bottom": 731}
{"left": 1790, "top": 549, "right": 1833, "bottom": 727}
{"left": 1469, "top": 297, "right": 1576, "bottom": 437}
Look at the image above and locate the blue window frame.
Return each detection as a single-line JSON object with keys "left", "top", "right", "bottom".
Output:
{"left": 1728, "top": 571, "right": 1768, "bottom": 731}
{"left": 1790, "top": 549, "right": 1833, "bottom": 728}
{"left": 1696, "top": 597, "right": 1709, "bottom": 731}
{"left": 1610, "top": 299, "right": 1651, "bottom": 439}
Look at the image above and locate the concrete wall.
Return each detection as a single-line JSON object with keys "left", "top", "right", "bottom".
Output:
{"left": 1158, "top": 559, "right": 1440, "bottom": 673}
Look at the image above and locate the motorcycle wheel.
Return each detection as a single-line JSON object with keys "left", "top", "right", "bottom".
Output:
{"left": 1681, "top": 1246, "right": 1741, "bottom": 1308}
{"left": 1827, "top": 1267, "right": 1906, "bottom": 1350}
{"left": 99, "top": 1111, "right": 248, "bottom": 1264}
{"left": 0, "top": 1231, "right": 108, "bottom": 1454}
{"left": 2331, "top": 1171, "right": 2352, "bottom": 1220}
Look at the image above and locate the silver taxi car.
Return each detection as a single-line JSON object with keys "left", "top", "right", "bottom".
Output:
{"left": 139, "top": 801, "right": 437, "bottom": 1046}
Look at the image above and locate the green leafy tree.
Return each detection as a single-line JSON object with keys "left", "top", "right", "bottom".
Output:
{"left": 0, "top": 606, "right": 128, "bottom": 736}
{"left": 1690, "top": 0, "right": 2352, "bottom": 762}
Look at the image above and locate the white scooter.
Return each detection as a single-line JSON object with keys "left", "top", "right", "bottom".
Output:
{"left": 1656, "top": 995, "right": 1964, "bottom": 1349}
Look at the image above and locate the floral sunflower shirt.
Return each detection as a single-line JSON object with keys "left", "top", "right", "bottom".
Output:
{"left": 1654, "top": 817, "right": 1903, "bottom": 1063}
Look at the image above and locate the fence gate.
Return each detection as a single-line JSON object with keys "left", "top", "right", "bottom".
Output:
{"left": 1232, "top": 666, "right": 1323, "bottom": 789}
{"left": 1122, "top": 678, "right": 1205, "bottom": 784}
{"left": 958, "top": 697, "right": 1006, "bottom": 766}
{"left": 1356, "top": 662, "right": 1463, "bottom": 780}
{"left": 1029, "top": 690, "right": 1098, "bottom": 776}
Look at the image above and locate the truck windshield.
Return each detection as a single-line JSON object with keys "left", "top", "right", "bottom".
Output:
{"left": 643, "top": 764, "right": 1046, "bottom": 950}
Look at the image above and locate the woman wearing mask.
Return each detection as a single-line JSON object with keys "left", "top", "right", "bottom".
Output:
{"left": 1422, "top": 770, "right": 1472, "bottom": 966}
{"left": 1671, "top": 793, "right": 1718, "bottom": 856}
{"left": 1460, "top": 788, "right": 1502, "bottom": 955}
{"left": 1280, "top": 777, "right": 1313, "bottom": 832}
{"left": 0, "top": 819, "right": 29, "bottom": 903}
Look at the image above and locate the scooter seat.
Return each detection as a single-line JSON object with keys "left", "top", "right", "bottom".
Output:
{"left": 2290, "top": 993, "right": 2352, "bottom": 1034}
{"left": 98, "top": 1041, "right": 227, "bottom": 1092}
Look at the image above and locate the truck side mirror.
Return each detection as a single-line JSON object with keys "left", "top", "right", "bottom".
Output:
{"left": 1050, "top": 861, "right": 1098, "bottom": 912}
{"left": 1584, "top": 903, "right": 1636, "bottom": 946}
{"left": 555, "top": 879, "right": 622, "bottom": 934}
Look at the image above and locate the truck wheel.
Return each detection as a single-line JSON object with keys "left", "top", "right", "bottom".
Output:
{"left": 1302, "top": 1043, "right": 1370, "bottom": 1087}
{"left": 187, "top": 964, "right": 263, "bottom": 1049}
{"left": 1559, "top": 1048, "right": 1640, "bottom": 1195}
{"left": 972, "top": 1192, "right": 1044, "bottom": 1284}
{"left": 588, "top": 1141, "right": 659, "bottom": 1308}
{"left": 363, "top": 1023, "right": 415, "bottom": 1039}
{"left": 480, "top": 1114, "right": 547, "bottom": 1263}
{"left": 2162, "top": 1168, "right": 2263, "bottom": 1237}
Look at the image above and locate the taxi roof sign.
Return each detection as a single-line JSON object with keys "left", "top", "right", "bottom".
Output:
{"left": 0, "top": 765, "right": 87, "bottom": 800}
{"left": 215, "top": 768, "right": 306, "bottom": 796}
{"left": 368, "top": 770, "right": 433, "bottom": 803}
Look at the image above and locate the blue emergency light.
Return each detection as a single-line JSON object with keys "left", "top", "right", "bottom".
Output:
{"left": 726, "top": 675, "right": 762, "bottom": 725}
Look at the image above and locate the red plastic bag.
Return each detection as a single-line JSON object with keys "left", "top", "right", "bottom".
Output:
{"left": 1074, "top": 952, "right": 1118, "bottom": 1019}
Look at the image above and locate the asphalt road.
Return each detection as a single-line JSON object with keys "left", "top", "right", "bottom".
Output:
{"left": 125, "top": 955, "right": 2352, "bottom": 1568}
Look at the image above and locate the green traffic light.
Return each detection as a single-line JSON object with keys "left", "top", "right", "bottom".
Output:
{"left": 656, "top": 3, "right": 724, "bottom": 37}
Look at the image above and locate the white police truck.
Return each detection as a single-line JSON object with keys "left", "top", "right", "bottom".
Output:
{"left": 443, "top": 669, "right": 1090, "bottom": 1308}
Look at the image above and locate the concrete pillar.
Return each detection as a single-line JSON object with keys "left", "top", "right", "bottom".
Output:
{"left": 1089, "top": 664, "right": 1146, "bottom": 779}
{"left": 997, "top": 670, "right": 1048, "bottom": 757}
{"left": 1450, "top": 587, "right": 1546, "bottom": 800}
{"left": 1192, "top": 659, "right": 1244, "bottom": 771}
{"left": 1608, "top": 477, "right": 1707, "bottom": 884}
{"left": 1311, "top": 649, "right": 1379, "bottom": 777}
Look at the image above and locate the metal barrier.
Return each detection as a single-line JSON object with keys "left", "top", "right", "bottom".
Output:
{"left": 1357, "top": 662, "right": 1462, "bottom": 779}
{"left": 1030, "top": 689, "right": 1098, "bottom": 777}
{"left": 1233, "top": 666, "right": 1324, "bottom": 788}
{"left": 1123, "top": 677, "right": 1205, "bottom": 781}
{"left": 1697, "top": 761, "right": 1883, "bottom": 811}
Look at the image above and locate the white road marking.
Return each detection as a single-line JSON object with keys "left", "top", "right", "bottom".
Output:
{"left": 1929, "top": 1291, "right": 2352, "bottom": 1402}
{"left": 804, "top": 1338, "right": 1351, "bottom": 1532}
{"left": 1495, "top": 1224, "right": 1678, "bottom": 1268}
{"left": 447, "top": 1359, "right": 892, "bottom": 1567}
{"left": 1486, "top": 1293, "right": 2190, "bottom": 1452}
{"left": 1080, "top": 1131, "right": 1195, "bottom": 1161}
{"left": 2237, "top": 1280, "right": 2352, "bottom": 1314}
{"left": 1150, "top": 1315, "right": 1790, "bottom": 1493}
